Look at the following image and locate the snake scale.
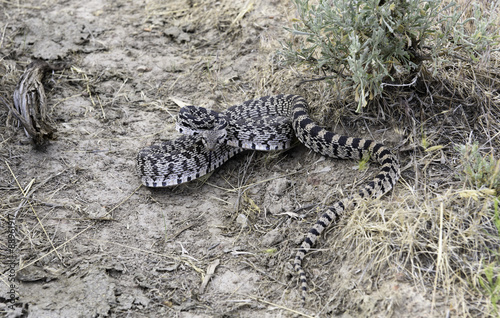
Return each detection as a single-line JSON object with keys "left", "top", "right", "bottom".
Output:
{"left": 137, "top": 94, "right": 400, "bottom": 302}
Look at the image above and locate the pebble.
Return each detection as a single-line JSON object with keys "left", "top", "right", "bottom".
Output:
{"left": 236, "top": 214, "right": 249, "bottom": 228}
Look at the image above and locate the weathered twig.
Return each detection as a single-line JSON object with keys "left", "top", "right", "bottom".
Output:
{"left": 9, "top": 60, "right": 63, "bottom": 145}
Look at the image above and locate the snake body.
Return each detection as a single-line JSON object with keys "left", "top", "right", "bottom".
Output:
{"left": 137, "top": 94, "right": 400, "bottom": 301}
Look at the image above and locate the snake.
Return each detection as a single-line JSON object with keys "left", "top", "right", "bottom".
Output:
{"left": 136, "top": 94, "right": 400, "bottom": 302}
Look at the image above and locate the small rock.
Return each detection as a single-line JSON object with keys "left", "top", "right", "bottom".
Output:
{"left": 221, "top": 67, "right": 239, "bottom": 83}
{"left": 136, "top": 65, "right": 151, "bottom": 73}
{"left": 16, "top": 266, "right": 59, "bottom": 282}
{"left": 268, "top": 202, "right": 283, "bottom": 214}
{"left": 85, "top": 202, "right": 108, "bottom": 219}
{"left": 267, "top": 178, "right": 289, "bottom": 197}
{"left": 261, "top": 229, "right": 283, "bottom": 246}
{"left": 155, "top": 263, "right": 179, "bottom": 272}
{"left": 177, "top": 32, "right": 190, "bottom": 43}
{"left": 117, "top": 294, "right": 134, "bottom": 310}
{"left": 134, "top": 294, "right": 150, "bottom": 307}
{"left": 164, "top": 26, "right": 181, "bottom": 38}
{"left": 236, "top": 214, "right": 249, "bottom": 228}
{"left": 164, "top": 26, "right": 190, "bottom": 43}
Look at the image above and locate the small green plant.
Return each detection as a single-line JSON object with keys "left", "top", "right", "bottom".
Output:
{"left": 457, "top": 142, "right": 500, "bottom": 194}
{"left": 478, "top": 198, "right": 500, "bottom": 315}
{"left": 461, "top": 146, "right": 500, "bottom": 313}
{"left": 358, "top": 151, "right": 371, "bottom": 171}
{"left": 281, "top": 0, "right": 500, "bottom": 111}
{"left": 479, "top": 262, "right": 500, "bottom": 316}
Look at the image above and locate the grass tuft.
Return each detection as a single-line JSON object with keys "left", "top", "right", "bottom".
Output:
{"left": 457, "top": 142, "right": 500, "bottom": 195}
{"left": 478, "top": 198, "right": 500, "bottom": 316}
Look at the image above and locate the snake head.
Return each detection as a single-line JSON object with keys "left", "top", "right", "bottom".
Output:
{"left": 200, "top": 128, "right": 227, "bottom": 151}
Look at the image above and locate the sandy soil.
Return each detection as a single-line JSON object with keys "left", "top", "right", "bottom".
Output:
{"left": 0, "top": 1, "right": 475, "bottom": 317}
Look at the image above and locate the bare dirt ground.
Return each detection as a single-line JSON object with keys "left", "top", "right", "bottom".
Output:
{"left": 1, "top": 1, "right": 499, "bottom": 317}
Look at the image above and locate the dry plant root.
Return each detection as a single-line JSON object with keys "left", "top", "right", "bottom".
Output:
{"left": 9, "top": 60, "right": 62, "bottom": 145}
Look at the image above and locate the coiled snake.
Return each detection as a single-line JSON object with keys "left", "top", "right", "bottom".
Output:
{"left": 136, "top": 94, "right": 400, "bottom": 302}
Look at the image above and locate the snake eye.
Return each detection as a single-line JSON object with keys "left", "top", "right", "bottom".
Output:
{"left": 216, "top": 129, "right": 227, "bottom": 143}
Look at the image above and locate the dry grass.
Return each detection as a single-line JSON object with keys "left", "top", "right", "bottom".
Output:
{"left": 293, "top": 1, "right": 497, "bottom": 317}
{"left": 238, "top": 0, "right": 500, "bottom": 316}
{"left": 327, "top": 190, "right": 500, "bottom": 316}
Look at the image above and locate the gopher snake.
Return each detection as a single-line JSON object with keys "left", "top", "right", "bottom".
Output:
{"left": 137, "top": 94, "right": 400, "bottom": 302}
